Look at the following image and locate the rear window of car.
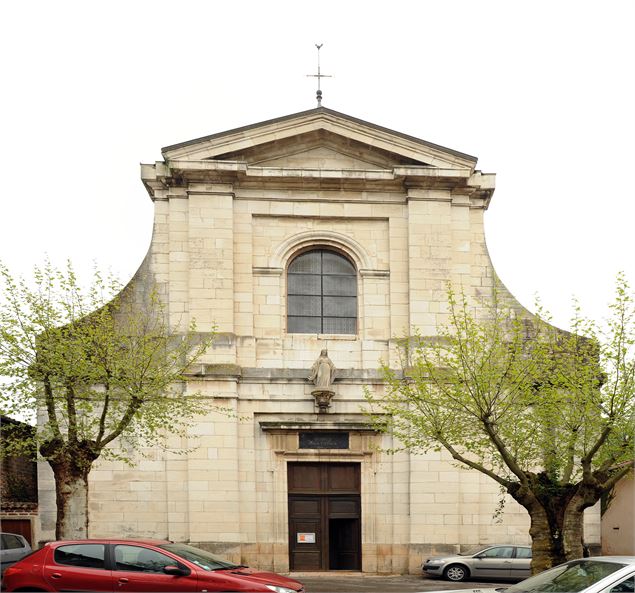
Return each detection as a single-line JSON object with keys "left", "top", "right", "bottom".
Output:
{"left": 1, "top": 534, "right": 26, "bottom": 550}
{"left": 610, "top": 577, "right": 635, "bottom": 593}
{"left": 516, "top": 547, "right": 532, "bottom": 558}
{"left": 54, "top": 544, "right": 105, "bottom": 569}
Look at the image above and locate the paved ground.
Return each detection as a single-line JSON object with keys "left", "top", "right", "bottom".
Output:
{"left": 290, "top": 573, "right": 507, "bottom": 593}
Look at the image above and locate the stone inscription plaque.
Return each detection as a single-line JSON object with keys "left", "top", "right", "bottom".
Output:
{"left": 299, "top": 431, "right": 349, "bottom": 449}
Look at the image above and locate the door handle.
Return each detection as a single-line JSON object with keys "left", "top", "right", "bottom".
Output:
{"left": 51, "top": 572, "right": 62, "bottom": 579}
{"left": 118, "top": 577, "right": 129, "bottom": 584}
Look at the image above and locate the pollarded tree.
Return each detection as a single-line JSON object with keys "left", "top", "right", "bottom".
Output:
{"left": 0, "top": 260, "right": 214, "bottom": 539}
{"left": 366, "top": 276, "right": 634, "bottom": 573}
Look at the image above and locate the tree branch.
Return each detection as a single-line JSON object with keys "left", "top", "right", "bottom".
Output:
{"left": 599, "top": 464, "right": 634, "bottom": 492}
{"left": 43, "top": 375, "right": 61, "bottom": 438}
{"left": 481, "top": 418, "right": 530, "bottom": 486}
{"left": 96, "top": 379, "right": 111, "bottom": 445}
{"left": 66, "top": 380, "right": 78, "bottom": 443}
{"left": 99, "top": 396, "right": 143, "bottom": 448}
{"left": 581, "top": 423, "right": 614, "bottom": 479}
{"left": 439, "top": 437, "right": 512, "bottom": 489}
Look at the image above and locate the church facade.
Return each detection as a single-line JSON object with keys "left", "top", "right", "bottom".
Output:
{"left": 37, "top": 107, "right": 600, "bottom": 573}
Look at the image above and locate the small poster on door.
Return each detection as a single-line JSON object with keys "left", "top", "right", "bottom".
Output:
{"left": 297, "top": 532, "right": 316, "bottom": 544}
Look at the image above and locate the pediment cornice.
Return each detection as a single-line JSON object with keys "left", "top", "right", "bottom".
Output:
{"left": 161, "top": 107, "right": 478, "bottom": 171}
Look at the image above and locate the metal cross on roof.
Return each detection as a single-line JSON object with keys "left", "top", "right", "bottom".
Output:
{"left": 307, "top": 43, "right": 332, "bottom": 107}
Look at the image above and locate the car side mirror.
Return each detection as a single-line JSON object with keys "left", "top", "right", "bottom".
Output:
{"left": 163, "top": 565, "right": 190, "bottom": 576}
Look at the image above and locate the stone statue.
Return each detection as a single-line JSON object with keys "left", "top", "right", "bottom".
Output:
{"left": 308, "top": 349, "right": 336, "bottom": 389}
{"left": 308, "top": 349, "right": 337, "bottom": 413}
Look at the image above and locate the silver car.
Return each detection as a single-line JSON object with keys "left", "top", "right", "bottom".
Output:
{"left": 422, "top": 544, "right": 532, "bottom": 581}
{"left": 434, "top": 557, "right": 635, "bottom": 593}
{"left": 0, "top": 533, "right": 32, "bottom": 575}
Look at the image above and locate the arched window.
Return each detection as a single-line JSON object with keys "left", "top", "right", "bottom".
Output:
{"left": 287, "top": 249, "right": 357, "bottom": 334}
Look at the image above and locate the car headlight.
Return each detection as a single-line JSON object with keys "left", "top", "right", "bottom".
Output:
{"left": 266, "top": 586, "right": 298, "bottom": 593}
{"left": 426, "top": 559, "right": 444, "bottom": 564}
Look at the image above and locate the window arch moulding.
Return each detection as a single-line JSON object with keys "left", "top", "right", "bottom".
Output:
{"left": 252, "top": 230, "right": 389, "bottom": 278}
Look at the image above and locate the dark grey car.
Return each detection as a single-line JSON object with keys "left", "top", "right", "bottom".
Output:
{"left": 422, "top": 544, "right": 532, "bottom": 581}
{"left": 0, "top": 533, "right": 32, "bottom": 575}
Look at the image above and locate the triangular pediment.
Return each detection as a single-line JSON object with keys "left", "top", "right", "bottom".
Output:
{"left": 259, "top": 145, "right": 384, "bottom": 169}
{"left": 210, "top": 129, "right": 430, "bottom": 169}
{"left": 162, "top": 107, "right": 478, "bottom": 172}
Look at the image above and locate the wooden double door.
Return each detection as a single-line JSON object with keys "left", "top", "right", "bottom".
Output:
{"left": 288, "top": 462, "right": 361, "bottom": 571}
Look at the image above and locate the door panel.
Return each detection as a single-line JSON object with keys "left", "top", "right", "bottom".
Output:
{"left": 328, "top": 498, "right": 360, "bottom": 517}
{"left": 327, "top": 464, "right": 359, "bottom": 492}
{"left": 111, "top": 569, "right": 198, "bottom": 592}
{"left": 510, "top": 547, "right": 532, "bottom": 579}
{"left": 111, "top": 544, "right": 197, "bottom": 592}
{"left": 288, "top": 463, "right": 323, "bottom": 492}
{"left": 471, "top": 547, "right": 514, "bottom": 578}
{"left": 288, "top": 511, "right": 323, "bottom": 571}
{"left": 43, "top": 545, "right": 112, "bottom": 592}
{"left": 289, "top": 498, "right": 321, "bottom": 516}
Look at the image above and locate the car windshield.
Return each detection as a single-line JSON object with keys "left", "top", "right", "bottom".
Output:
{"left": 506, "top": 560, "right": 627, "bottom": 593}
{"left": 159, "top": 543, "right": 242, "bottom": 571}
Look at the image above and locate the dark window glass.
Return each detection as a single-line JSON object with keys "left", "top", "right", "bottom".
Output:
{"left": 322, "top": 251, "right": 355, "bottom": 274}
{"left": 114, "top": 545, "right": 176, "bottom": 573}
{"left": 611, "top": 578, "right": 635, "bottom": 593}
{"left": 299, "top": 432, "right": 349, "bottom": 449}
{"left": 288, "top": 274, "right": 321, "bottom": 295}
{"left": 1, "top": 534, "right": 25, "bottom": 550}
{"left": 54, "top": 544, "right": 105, "bottom": 569}
{"left": 288, "top": 316, "right": 322, "bottom": 333}
{"left": 481, "top": 547, "right": 514, "bottom": 558}
{"left": 515, "top": 547, "right": 532, "bottom": 559}
{"left": 323, "top": 317, "right": 357, "bottom": 334}
{"left": 323, "top": 275, "right": 356, "bottom": 296}
{"left": 323, "top": 296, "right": 356, "bottom": 317}
{"left": 288, "top": 295, "right": 322, "bottom": 316}
{"left": 288, "top": 250, "right": 357, "bottom": 334}
{"left": 289, "top": 251, "right": 321, "bottom": 274}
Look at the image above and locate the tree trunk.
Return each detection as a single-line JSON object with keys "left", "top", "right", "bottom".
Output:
{"left": 562, "top": 506, "right": 585, "bottom": 560}
{"left": 527, "top": 503, "right": 567, "bottom": 574}
{"left": 525, "top": 495, "right": 589, "bottom": 574}
{"left": 51, "top": 462, "right": 90, "bottom": 540}
{"left": 41, "top": 439, "right": 100, "bottom": 540}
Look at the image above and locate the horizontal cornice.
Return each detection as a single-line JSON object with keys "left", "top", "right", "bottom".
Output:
{"left": 141, "top": 160, "right": 494, "bottom": 205}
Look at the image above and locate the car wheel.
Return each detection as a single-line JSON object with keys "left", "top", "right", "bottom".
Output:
{"left": 444, "top": 564, "right": 469, "bottom": 582}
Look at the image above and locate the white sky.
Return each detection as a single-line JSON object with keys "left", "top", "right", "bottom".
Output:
{"left": 1, "top": 0, "right": 633, "bottom": 330}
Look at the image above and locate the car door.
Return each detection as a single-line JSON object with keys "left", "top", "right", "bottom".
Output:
{"left": 471, "top": 546, "right": 514, "bottom": 579}
{"left": 43, "top": 543, "right": 113, "bottom": 592}
{"left": 510, "top": 546, "right": 532, "bottom": 579}
{"left": 111, "top": 544, "right": 198, "bottom": 592}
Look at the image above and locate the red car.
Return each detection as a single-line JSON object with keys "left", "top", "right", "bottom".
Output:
{"left": 2, "top": 539, "right": 305, "bottom": 593}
